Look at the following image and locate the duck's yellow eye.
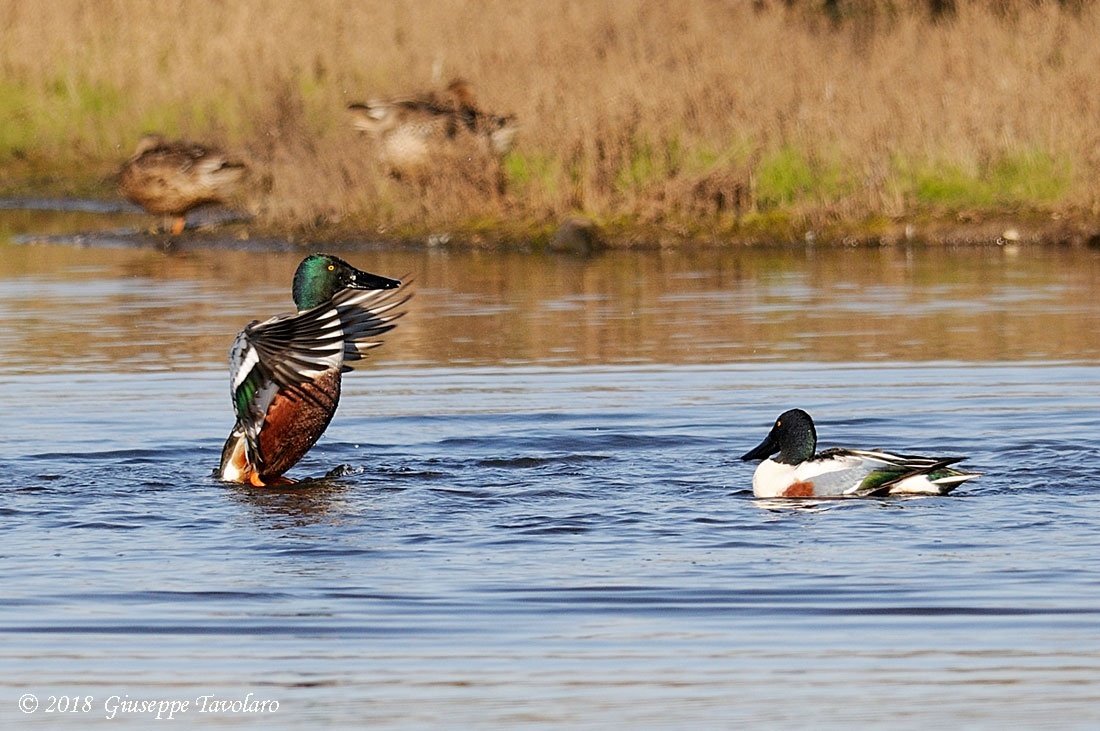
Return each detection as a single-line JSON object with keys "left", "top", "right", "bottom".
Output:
{"left": 328, "top": 265, "right": 335, "bottom": 271}
{"left": 777, "top": 420, "right": 782, "bottom": 427}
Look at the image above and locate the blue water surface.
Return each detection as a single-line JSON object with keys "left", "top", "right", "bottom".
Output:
{"left": 1, "top": 235, "right": 1099, "bottom": 728}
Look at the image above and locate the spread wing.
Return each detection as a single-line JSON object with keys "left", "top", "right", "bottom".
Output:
{"left": 228, "top": 284, "right": 409, "bottom": 454}
{"left": 335, "top": 284, "right": 410, "bottom": 369}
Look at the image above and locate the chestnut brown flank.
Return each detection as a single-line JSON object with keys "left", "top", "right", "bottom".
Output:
{"left": 256, "top": 370, "right": 341, "bottom": 479}
{"left": 782, "top": 481, "right": 815, "bottom": 498}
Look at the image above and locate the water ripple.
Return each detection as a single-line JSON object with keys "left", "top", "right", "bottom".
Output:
{"left": 3, "top": 362, "right": 1100, "bottom": 727}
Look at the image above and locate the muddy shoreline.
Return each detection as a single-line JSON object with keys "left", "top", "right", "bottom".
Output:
{"left": 4, "top": 197, "right": 1100, "bottom": 252}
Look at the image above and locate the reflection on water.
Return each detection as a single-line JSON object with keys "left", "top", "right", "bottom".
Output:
{"left": 2, "top": 208, "right": 1100, "bottom": 728}
{"left": 2, "top": 222, "right": 1100, "bottom": 372}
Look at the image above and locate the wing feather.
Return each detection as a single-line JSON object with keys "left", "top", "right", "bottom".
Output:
{"left": 819, "top": 449, "right": 968, "bottom": 496}
{"left": 228, "top": 282, "right": 410, "bottom": 423}
{"left": 333, "top": 285, "right": 411, "bottom": 366}
{"left": 224, "top": 280, "right": 409, "bottom": 475}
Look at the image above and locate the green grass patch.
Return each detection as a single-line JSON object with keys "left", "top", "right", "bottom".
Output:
{"left": 680, "top": 136, "right": 756, "bottom": 173}
{"left": 754, "top": 145, "right": 854, "bottom": 209}
{"left": 505, "top": 151, "right": 562, "bottom": 195}
{"left": 0, "top": 76, "right": 127, "bottom": 162}
{"left": 989, "top": 149, "right": 1071, "bottom": 203}
{"left": 911, "top": 161, "right": 992, "bottom": 207}
{"left": 0, "top": 80, "right": 37, "bottom": 155}
{"left": 615, "top": 134, "right": 760, "bottom": 195}
{"left": 738, "top": 208, "right": 797, "bottom": 236}
{"left": 615, "top": 136, "right": 663, "bottom": 193}
{"left": 135, "top": 107, "right": 185, "bottom": 140}
{"left": 756, "top": 146, "right": 814, "bottom": 206}
{"left": 902, "top": 149, "right": 1071, "bottom": 209}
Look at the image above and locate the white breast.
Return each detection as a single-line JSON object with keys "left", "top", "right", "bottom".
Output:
{"left": 752, "top": 456, "right": 866, "bottom": 498}
{"left": 751, "top": 459, "right": 797, "bottom": 498}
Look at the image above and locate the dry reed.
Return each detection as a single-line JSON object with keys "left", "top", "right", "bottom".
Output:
{"left": 2, "top": 0, "right": 1099, "bottom": 241}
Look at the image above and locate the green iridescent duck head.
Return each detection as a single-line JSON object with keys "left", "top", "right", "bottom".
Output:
{"left": 740, "top": 408, "right": 818, "bottom": 465}
{"left": 291, "top": 254, "right": 401, "bottom": 311}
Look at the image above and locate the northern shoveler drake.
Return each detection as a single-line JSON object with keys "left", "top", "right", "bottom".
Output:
{"left": 740, "top": 409, "right": 979, "bottom": 498}
{"left": 346, "top": 78, "right": 518, "bottom": 179}
{"left": 118, "top": 134, "right": 247, "bottom": 234}
{"left": 217, "top": 254, "right": 408, "bottom": 486}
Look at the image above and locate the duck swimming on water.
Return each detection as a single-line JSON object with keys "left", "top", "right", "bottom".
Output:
{"left": 741, "top": 409, "right": 979, "bottom": 498}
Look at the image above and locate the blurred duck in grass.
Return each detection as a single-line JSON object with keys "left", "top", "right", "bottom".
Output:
{"left": 347, "top": 79, "right": 517, "bottom": 192}
{"left": 117, "top": 135, "right": 247, "bottom": 234}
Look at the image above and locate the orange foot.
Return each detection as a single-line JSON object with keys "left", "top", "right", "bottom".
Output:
{"left": 170, "top": 216, "right": 186, "bottom": 235}
{"left": 249, "top": 472, "right": 297, "bottom": 487}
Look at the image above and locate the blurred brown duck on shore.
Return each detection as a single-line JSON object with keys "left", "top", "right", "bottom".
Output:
{"left": 118, "top": 134, "right": 247, "bottom": 234}
{"left": 346, "top": 79, "right": 518, "bottom": 180}
{"left": 428, "top": 78, "right": 519, "bottom": 157}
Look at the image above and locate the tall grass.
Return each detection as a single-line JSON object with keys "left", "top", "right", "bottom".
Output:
{"left": 1, "top": 0, "right": 1098, "bottom": 239}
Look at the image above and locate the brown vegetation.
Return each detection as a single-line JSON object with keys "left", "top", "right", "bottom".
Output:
{"left": 2, "top": 0, "right": 1100, "bottom": 243}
